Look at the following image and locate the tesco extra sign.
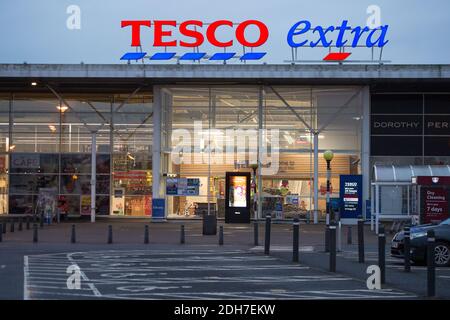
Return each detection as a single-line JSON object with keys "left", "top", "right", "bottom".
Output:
{"left": 120, "top": 19, "right": 389, "bottom": 62}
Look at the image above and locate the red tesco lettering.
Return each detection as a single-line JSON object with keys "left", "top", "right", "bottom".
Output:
{"left": 121, "top": 19, "right": 269, "bottom": 48}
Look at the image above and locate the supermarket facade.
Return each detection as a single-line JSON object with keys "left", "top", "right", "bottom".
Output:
{"left": 0, "top": 63, "right": 449, "bottom": 222}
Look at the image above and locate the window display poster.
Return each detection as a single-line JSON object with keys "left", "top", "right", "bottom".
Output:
{"left": 80, "top": 195, "right": 91, "bottom": 215}
{"left": 0, "top": 156, "right": 5, "bottom": 172}
{"left": 166, "top": 178, "right": 200, "bottom": 196}
{"left": 286, "top": 194, "right": 299, "bottom": 205}
{"left": 36, "top": 188, "right": 57, "bottom": 221}
{"left": 166, "top": 178, "right": 178, "bottom": 195}
{"left": 229, "top": 176, "right": 247, "bottom": 208}
{"left": 422, "top": 187, "right": 449, "bottom": 224}
{"left": 186, "top": 178, "right": 200, "bottom": 195}
{"left": 339, "top": 175, "right": 362, "bottom": 222}
{"left": 112, "top": 188, "right": 125, "bottom": 215}
{"left": 145, "top": 195, "right": 152, "bottom": 216}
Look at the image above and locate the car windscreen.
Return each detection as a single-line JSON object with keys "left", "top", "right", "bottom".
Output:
{"left": 440, "top": 218, "right": 450, "bottom": 225}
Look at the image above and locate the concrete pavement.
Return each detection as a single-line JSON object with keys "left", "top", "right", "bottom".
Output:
{"left": 0, "top": 219, "right": 446, "bottom": 300}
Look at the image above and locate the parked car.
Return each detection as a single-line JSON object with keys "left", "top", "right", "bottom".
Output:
{"left": 391, "top": 218, "right": 450, "bottom": 267}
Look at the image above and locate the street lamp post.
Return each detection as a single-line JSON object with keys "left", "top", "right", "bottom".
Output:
{"left": 323, "top": 150, "right": 334, "bottom": 225}
{"left": 323, "top": 150, "right": 334, "bottom": 252}
{"left": 250, "top": 164, "right": 258, "bottom": 220}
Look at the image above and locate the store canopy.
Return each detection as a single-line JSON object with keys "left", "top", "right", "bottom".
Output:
{"left": 373, "top": 165, "right": 450, "bottom": 182}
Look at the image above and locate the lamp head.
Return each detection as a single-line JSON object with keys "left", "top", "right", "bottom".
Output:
{"left": 323, "top": 150, "right": 334, "bottom": 162}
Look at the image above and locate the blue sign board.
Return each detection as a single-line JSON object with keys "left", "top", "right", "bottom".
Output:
{"left": 152, "top": 198, "right": 165, "bottom": 219}
{"left": 339, "top": 175, "right": 363, "bottom": 220}
{"left": 330, "top": 197, "right": 341, "bottom": 214}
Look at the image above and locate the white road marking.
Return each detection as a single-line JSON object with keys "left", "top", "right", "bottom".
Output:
{"left": 24, "top": 249, "right": 418, "bottom": 300}
{"left": 250, "top": 246, "right": 314, "bottom": 252}
{"left": 23, "top": 256, "right": 29, "bottom": 300}
{"left": 67, "top": 253, "right": 102, "bottom": 297}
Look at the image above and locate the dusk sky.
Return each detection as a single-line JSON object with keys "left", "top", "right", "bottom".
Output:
{"left": 1, "top": 0, "right": 449, "bottom": 64}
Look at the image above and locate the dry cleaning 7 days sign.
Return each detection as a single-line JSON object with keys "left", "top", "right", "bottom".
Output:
{"left": 423, "top": 188, "right": 448, "bottom": 224}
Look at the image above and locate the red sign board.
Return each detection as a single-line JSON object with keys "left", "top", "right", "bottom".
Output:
{"left": 423, "top": 188, "right": 449, "bottom": 223}
{"left": 415, "top": 176, "right": 450, "bottom": 185}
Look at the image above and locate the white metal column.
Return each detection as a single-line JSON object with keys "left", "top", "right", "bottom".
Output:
{"left": 361, "top": 86, "right": 371, "bottom": 220}
{"left": 90, "top": 132, "right": 96, "bottom": 223}
{"left": 375, "top": 184, "right": 380, "bottom": 234}
{"left": 371, "top": 184, "right": 375, "bottom": 230}
{"left": 152, "top": 86, "right": 162, "bottom": 202}
{"left": 257, "top": 86, "right": 264, "bottom": 220}
{"left": 313, "top": 132, "right": 319, "bottom": 224}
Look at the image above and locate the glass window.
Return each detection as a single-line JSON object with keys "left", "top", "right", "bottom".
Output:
{"left": 2, "top": 90, "right": 154, "bottom": 216}
{"left": 61, "top": 195, "right": 80, "bottom": 215}
{"left": 61, "top": 154, "right": 91, "bottom": 174}
{"left": 60, "top": 174, "right": 109, "bottom": 195}
{"left": 379, "top": 185, "right": 409, "bottom": 215}
{"left": 13, "top": 95, "right": 59, "bottom": 113}
{"left": 10, "top": 153, "right": 58, "bottom": 174}
{"left": 9, "top": 195, "right": 35, "bottom": 214}
{"left": 159, "top": 85, "right": 363, "bottom": 219}
{"left": 9, "top": 174, "right": 58, "bottom": 194}
{"left": 0, "top": 95, "right": 10, "bottom": 112}
{"left": 114, "top": 94, "right": 152, "bottom": 113}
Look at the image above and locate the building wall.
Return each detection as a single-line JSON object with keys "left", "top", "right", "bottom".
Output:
{"left": 370, "top": 93, "right": 450, "bottom": 169}
{"left": 0, "top": 90, "right": 153, "bottom": 216}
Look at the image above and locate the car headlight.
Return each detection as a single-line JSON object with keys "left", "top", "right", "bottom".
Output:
{"left": 410, "top": 231, "right": 428, "bottom": 239}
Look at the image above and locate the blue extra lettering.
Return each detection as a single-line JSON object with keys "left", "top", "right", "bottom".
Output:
{"left": 310, "top": 25, "right": 335, "bottom": 47}
{"left": 287, "top": 20, "right": 389, "bottom": 49}
{"left": 350, "top": 26, "right": 370, "bottom": 47}
{"left": 366, "top": 25, "right": 389, "bottom": 47}
{"left": 287, "top": 20, "right": 311, "bottom": 47}
{"left": 335, "top": 20, "right": 351, "bottom": 47}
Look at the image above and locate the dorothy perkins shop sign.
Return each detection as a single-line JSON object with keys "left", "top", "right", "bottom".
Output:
{"left": 120, "top": 19, "right": 389, "bottom": 62}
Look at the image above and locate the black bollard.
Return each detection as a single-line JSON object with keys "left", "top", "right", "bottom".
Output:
{"left": 347, "top": 226, "right": 352, "bottom": 245}
{"left": 404, "top": 226, "right": 411, "bottom": 273}
{"left": 144, "top": 225, "right": 149, "bottom": 244}
{"left": 180, "top": 225, "right": 185, "bottom": 244}
{"left": 0, "top": 226, "right": 2, "bottom": 242}
{"left": 107, "top": 225, "right": 113, "bottom": 244}
{"left": 26, "top": 216, "right": 30, "bottom": 230}
{"left": 71, "top": 224, "right": 76, "bottom": 244}
{"left": 2, "top": 222, "right": 6, "bottom": 234}
{"left": 10, "top": 220, "right": 14, "bottom": 233}
{"left": 293, "top": 217, "right": 300, "bottom": 262}
{"left": 33, "top": 224, "right": 38, "bottom": 243}
{"left": 264, "top": 214, "right": 271, "bottom": 255}
{"left": 378, "top": 225, "right": 386, "bottom": 284}
{"left": 219, "top": 226, "right": 224, "bottom": 245}
{"left": 18, "top": 218, "right": 23, "bottom": 231}
{"left": 358, "top": 217, "right": 365, "bottom": 263}
{"left": 427, "top": 229, "right": 436, "bottom": 297}
{"left": 254, "top": 221, "right": 259, "bottom": 246}
{"left": 40, "top": 214, "right": 44, "bottom": 229}
{"left": 329, "top": 222, "right": 337, "bottom": 272}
